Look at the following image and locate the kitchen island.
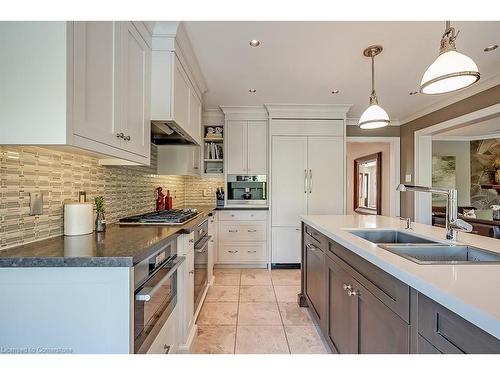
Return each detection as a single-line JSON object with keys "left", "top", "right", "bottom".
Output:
{"left": 0, "top": 205, "right": 215, "bottom": 354}
{"left": 300, "top": 214, "right": 500, "bottom": 354}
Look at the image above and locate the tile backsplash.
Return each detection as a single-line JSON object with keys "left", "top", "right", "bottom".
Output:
{"left": 0, "top": 145, "right": 223, "bottom": 249}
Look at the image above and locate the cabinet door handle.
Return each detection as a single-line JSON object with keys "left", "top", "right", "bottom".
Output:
{"left": 309, "top": 169, "right": 312, "bottom": 193}
{"left": 164, "top": 345, "right": 171, "bottom": 354}
{"left": 343, "top": 284, "right": 352, "bottom": 291}
{"left": 228, "top": 229, "right": 238, "bottom": 233}
{"left": 247, "top": 250, "right": 257, "bottom": 253}
{"left": 124, "top": 135, "right": 131, "bottom": 141}
{"left": 189, "top": 270, "right": 194, "bottom": 274}
{"left": 116, "top": 132, "right": 124, "bottom": 139}
{"left": 228, "top": 250, "right": 238, "bottom": 254}
{"left": 304, "top": 169, "right": 308, "bottom": 194}
{"left": 347, "top": 290, "right": 359, "bottom": 297}
{"left": 247, "top": 229, "right": 257, "bottom": 233}
{"left": 189, "top": 239, "right": 194, "bottom": 243}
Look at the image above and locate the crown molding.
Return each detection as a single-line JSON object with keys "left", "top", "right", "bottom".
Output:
{"left": 219, "top": 106, "right": 268, "bottom": 121}
{"left": 400, "top": 73, "right": 500, "bottom": 125}
{"left": 346, "top": 117, "right": 401, "bottom": 126}
{"left": 265, "top": 104, "right": 351, "bottom": 119}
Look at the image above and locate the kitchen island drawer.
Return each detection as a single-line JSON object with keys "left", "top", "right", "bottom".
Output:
{"left": 219, "top": 222, "right": 267, "bottom": 242}
{"left": 218, "top": 243, "right": 267, "bottom": 262}
{"left": 418, "top": 294, "right": 500, "bottom": 354}
{"left": 219, "top": 211, "right": 267, "bottom": 221}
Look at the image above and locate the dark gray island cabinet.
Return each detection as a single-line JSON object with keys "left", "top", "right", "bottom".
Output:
{"left": 300, "top": 223, "right": 500, "bottom": 354}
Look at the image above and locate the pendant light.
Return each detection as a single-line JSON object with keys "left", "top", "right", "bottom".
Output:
{"left": 420, "top": 21, "right": 480, "bottom": 95}
{"left": 359, "top": 45, "right": 390, "bottom": 129}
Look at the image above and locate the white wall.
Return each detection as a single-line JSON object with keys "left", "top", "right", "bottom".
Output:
{"left": 432, "top": 140, "right": 471, "bottom": 206}
{"left": 346, "top": 142, "right": 391, "bottom": 216}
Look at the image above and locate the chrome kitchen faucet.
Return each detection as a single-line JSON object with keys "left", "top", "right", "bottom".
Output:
{"left": 396, "top": 184, "right": 472, "bottom": 241}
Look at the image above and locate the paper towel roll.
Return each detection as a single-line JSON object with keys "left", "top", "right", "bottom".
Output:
{"left": 64, "top": 203, "right": 94, "bottom": 236}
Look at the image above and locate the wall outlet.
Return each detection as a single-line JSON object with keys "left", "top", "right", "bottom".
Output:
{"left": 405, "top": 174, "right": 412, "bottom": 183}
{"left": 202, "top": 189, "right": 209, "bottom": 197}
{"left": 29, "top": 192, "right": 43, "bottom": 215}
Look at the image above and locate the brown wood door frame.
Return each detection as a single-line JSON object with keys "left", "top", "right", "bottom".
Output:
{"left": 353, "top": 152, "right": 382, "bottom": 215}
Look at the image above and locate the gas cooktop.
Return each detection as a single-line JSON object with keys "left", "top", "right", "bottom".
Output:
{"left": 119, "top": 209, "right": 199, "bottom": 225}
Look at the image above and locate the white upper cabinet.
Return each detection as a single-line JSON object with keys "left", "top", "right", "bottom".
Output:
{"left": 121, "top": 22, "right": 151, "bottom": 158}
{"left": 151, "top": 52, "right": 202, "bottom": 146}
{"left": 224, "top": 114, "right": 268, "bottom": 176}
{"left": 72, "top": 22, "right": 121, "bottom": 149}
{"left": 150, "top": 22, "right": 207, "bottom": 146}
{"left": 247, "top": 120, "right": 268, "bottom": 175}
{"left": 226, "top": 120, "right": 247, "bottom": 174}
{"left": 0, "top": 21, "right": 152, "bottom": 165}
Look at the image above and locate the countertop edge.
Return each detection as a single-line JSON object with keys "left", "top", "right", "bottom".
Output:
{"left": 301, "top": 216, "right": 500, "bottom": 340}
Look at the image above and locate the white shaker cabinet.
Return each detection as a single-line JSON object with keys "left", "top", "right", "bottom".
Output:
{"left": 270, "top": 123, "right": 345, "bottom": 265}
{"left": 226, "top": 120, "right": 247, "bottom": 174}
{"left": 226, "top": 120, "right": 267, "bottom": 175}
{"left": 72, "top": 22, "right": 121, "bottom": 149}
{"left": 247, "top": 121, "right": 268, "bottom": 174}
{"left": 120, "top": 22, "right": 151, "bottom": 158}
{"left": 0, "top": 21, "right": 151, "bottom": 165}
{"left": 151, "top": 53, "right": 202, "bottom": 145}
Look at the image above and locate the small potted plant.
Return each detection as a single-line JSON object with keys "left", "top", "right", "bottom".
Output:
{"left": 94, "top": 196, "right": 106, "bottom": 232}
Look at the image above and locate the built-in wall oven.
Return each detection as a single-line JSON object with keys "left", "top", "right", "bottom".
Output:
{"left": 193, "top": 218, "right": 209, "bottom": 313}
{"left": 134, "top": 238, "right": 184, "bottom": 354}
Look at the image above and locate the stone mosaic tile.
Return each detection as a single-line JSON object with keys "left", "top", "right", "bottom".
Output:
{"left": 0, "top": 145, "right": 220, "bottom": 249}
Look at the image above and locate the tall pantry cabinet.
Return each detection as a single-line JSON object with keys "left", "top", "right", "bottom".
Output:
{"left": 267, "top": 106, "right": 350, "bottom": 266}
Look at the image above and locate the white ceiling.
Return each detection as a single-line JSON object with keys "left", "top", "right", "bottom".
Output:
{"left": 183, "top": 21, "right": 500, "bottom": 122}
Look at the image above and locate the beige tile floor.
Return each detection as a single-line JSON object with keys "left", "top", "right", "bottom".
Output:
{"left": 191, "top": 268, "right": 331, "bottom": 354}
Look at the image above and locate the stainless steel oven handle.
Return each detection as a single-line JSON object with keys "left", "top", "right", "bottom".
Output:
{"left": 135, "top": 256, "right": 185, "bottom": 302}
{"left": 194, "top": 236, "right": 211, "bottom": 250}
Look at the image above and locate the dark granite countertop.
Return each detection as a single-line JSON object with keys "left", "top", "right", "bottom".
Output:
{"left": 0, "top": 205, "right": 216, "bottom": 268}
{"left": 215, "top": 206, "right": 269, "bottom": 211}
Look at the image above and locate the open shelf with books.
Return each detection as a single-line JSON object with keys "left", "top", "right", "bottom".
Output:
{"left": 203, "top": 124, "right": 224, "bottom": 175}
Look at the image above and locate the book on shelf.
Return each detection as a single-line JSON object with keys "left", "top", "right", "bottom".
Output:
{"left": 204, "top": 142, "right": 223, "bottom": 160}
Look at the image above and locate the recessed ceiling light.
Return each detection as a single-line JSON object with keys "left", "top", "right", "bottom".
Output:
{"left": 249, "top": 88, "right": 257, "bottom": 93}
{"left": 331, "top": 90, "right": 340, "bottom": 94}
{"left": 484, "top": 44, "right": 498, "bottom": 52}
{"left": 249, "top": 39, "right": 261, "bottom": 47}
{"left": 409, "top": 91, "right": 419, "bottom": 96}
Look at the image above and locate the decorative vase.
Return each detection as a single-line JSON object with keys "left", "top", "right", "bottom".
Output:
{"left": 95, "top": 212, "right": 106, "bottom": 232}
{"left": 495, "top": 170, "right": 500, "bottom": 185}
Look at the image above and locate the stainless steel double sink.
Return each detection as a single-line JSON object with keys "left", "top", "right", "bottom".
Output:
{"left": 349, "top": 230, "right": 500, "bottom": 265}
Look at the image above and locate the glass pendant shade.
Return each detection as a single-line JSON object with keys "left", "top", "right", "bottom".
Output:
{"left": 420, "top": 50, "right": 480, "bottom": 94}
{"left": 358, "top": 104, "right": 390, "bottom": 129}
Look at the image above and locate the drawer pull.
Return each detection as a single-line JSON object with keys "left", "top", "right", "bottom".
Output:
{"left": 347, "top": 290, "right": 360, "bottom": 297}
{"left": 247, "top": 229, "right": 257, "bottom": 233}
{"left": 228, "top": 230, "right": 238, "bottom": 233}
{"left": 164, "top": 345, "right": 171, "bottom": 354}
{"left": 247, "top": 250, "right": 257, "bottom": 253}
{"left": 343, "top": 284, "right": 352, "bottom": 291}
{"left": 228, "top": 250, "right": 238, "bottom": 254}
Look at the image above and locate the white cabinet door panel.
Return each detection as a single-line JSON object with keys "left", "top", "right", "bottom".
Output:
{"left": 247, "top": 120, "right": 267, "bottom": 175}
{"left": 73, "top": 21, "right": 120, "bottom": 148}
{"left": 271, "top": 136, "right": 308, "bottom": 226}
{"left": 272, "top": 227, "right": 302, "bottom": 264}
{"left": 226, "top": 120, "right": 247, "bottom": 174}
{"left": 173, "top": 57, "right": 190, "bottom": 133}
{"left": 188, "top": 89, "right": 202, "bottom": 145}
{"left": 121, "top": 22, "right": 150, "bottom": 157}
{"left": 307, "top": 137, "right": 344, "bottom": 215}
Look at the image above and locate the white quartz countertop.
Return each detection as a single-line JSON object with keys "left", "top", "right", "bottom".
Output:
{"left": 301, "top": 214, "right": 500, "bottom": 339}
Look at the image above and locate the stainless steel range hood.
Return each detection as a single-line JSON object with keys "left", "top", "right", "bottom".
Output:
{"left": 151, "top": 121, "right": 197, "bottom": 145}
